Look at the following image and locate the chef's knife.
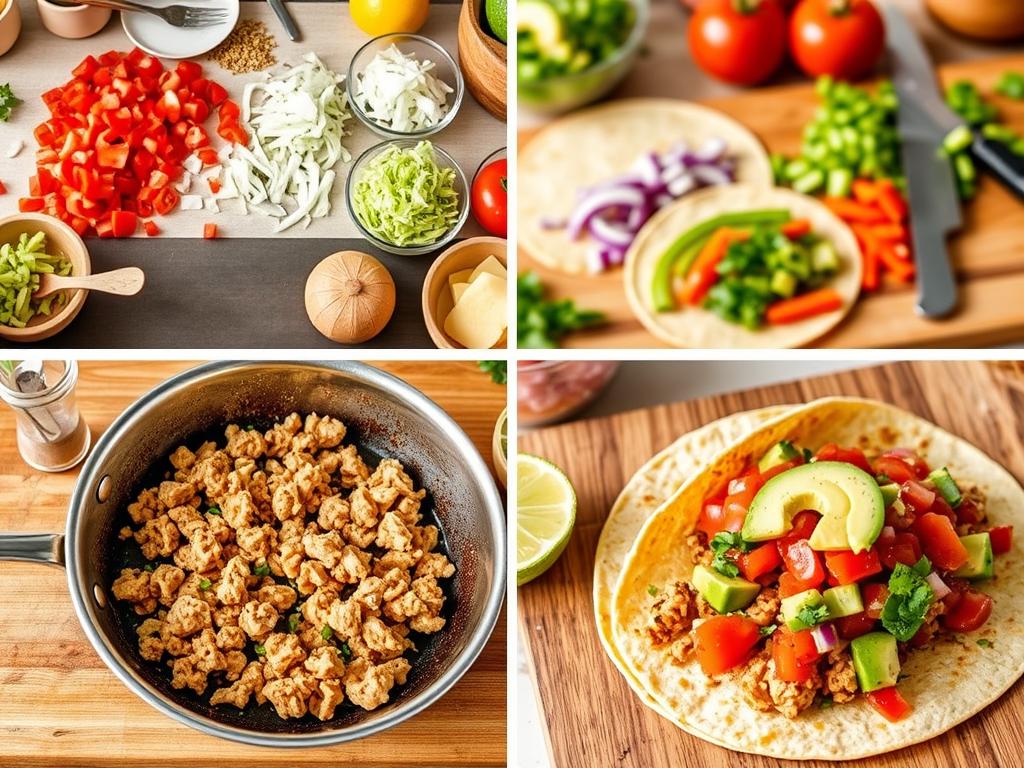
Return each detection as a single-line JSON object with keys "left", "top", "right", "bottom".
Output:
{"left": 884, "top": 5, "right": 963, "bottom": 318}
{"left": 268, "top": 0, "right": 300, "bottom": 41}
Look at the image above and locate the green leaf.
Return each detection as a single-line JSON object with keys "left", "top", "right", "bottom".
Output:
{"left": 254, "top": 644, "right": 266, "bottom": 656}
{"left": 199, "top": 578, "right": 212, "bottom": 591}
{"left": 0, "top": 83, "right": 19, "bottom": 122}
{"left": 977, "top": 638, "right": 994, "bottom": 648}
{"left": 288, "top": 613, "right": 301, "bottom": 633}
{"left": 339, "top": 641, "right": 352, "bottom": 660}
{"left": 647, "top": 584, "right": 659, "bottom": 597}
{"left": 881, "top": 561, "right": 935, "bottom": 641}
{"left": 760, "top": 623, "right": 778, "bottom": 637}
{"left": 207, "top": 506, "right": 221, "bottom": 516}
{"left": 477, "top": 361, "right": 507, "bottom": 385}
{"left": 796, "top": 603, "right": 829, "bottom": 628}
{"left": 321, "top": 625, "right": 333, "bottom": 640}
{"left": 517, "top": 271, "right": 606, "bottom": 348}
{"left": 253, "top": 562, "right": 270, "bottom": 577}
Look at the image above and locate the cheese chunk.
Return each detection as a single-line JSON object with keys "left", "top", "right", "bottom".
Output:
{"left": 469, "top": 255, "right": 506, "bottom": 283}
{"left": 444, "top": 272, "right": 507, "bottom": 349}
{"left": 451, "top": 281, "right": 471, "bottom": 303}
{"left": 448, "top": 268, "right": 474, "bottom": 289}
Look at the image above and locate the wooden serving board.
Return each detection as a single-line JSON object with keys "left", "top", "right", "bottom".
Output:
{"left": 518, "top": 18, "right": 1024, "bottom": 347}
{"left": 518, "top": 361, "right": 1024, "bottom": 767}
{"left": 0, "top": 360, "right": 506, "bottom": 768}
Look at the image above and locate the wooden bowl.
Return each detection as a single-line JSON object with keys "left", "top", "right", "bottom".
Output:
{"left": 926, "top": 0, "right": 1024, "bottom": 41}
{"left": 458, "top": 0, "right": 506, "bottom": 121}
{"left": 0, "top": 213, "right": 91, "bottom": 343}
{"left": 422, "top": 236, "right": 507, "bottom": 349}
{"left": 491, "top": 407, "right": 507, "bottom": 488}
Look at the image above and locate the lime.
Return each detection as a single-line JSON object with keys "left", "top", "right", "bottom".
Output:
{"left": 485, "top": 0, "right": 507, "bottom": 44}
{"left": 517, "top": 453, "right": 576, "bottom": 585}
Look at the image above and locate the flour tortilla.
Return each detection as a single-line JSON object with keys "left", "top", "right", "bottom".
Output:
{"left": 623, "top": 184, "right": 862, "bottom": 349}
{"left": 593, "top": 406, "right": 790, "bottom": 720}
{"left": 611, "top": 397, "right": 1024, "bottom": 760}
{"left": 519, "top": 99, "right": 774, "bottom": 275}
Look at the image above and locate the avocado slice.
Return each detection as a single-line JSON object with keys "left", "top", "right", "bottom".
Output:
{"left": 780, "top": 588, "right": 826, "bottom": 631}
{"left": 691, "top": 564, "right": 761, "bottom": 614}
{"left": 517, "top": 0, "right": 565, "bottom": 58}
{"left": 953, "top": 532, "right": 994, "bottom": 580}
{"left": 850, "top": 632, "right": 900, "bottom": 692}
{"left": 928, "top": 467, "right": 962, "bottom": 508}
{"left": 742, "top": 461, "right": 885, "bottom": 554}
{"left": 823, "top": 583, "right": 864, "bottom": 619}
{"left": 757, "top": 440, "right": 801, "bottom": 473}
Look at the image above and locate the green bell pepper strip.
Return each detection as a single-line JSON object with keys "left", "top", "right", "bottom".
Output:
{"left": 650, "top": 209, "right": 791, "bottom": 312}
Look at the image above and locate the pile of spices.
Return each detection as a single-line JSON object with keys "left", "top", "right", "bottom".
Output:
{"left": 208, "top": 20, "right": 278, "bottom": 74}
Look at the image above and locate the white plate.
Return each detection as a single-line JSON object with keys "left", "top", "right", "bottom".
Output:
{"left": 121, "top": 0, "right": 239, "bottom": 60}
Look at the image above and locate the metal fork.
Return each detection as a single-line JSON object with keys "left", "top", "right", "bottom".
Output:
{"left": 71, "top": 0, "right": 230, "bottom": 27}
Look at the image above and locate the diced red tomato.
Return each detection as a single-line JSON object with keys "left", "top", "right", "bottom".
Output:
{"left": 143, "top": 220, "right": 160, "bottom": 236}
{"left": 700, "top": 469, "right": 766, "bottom": 536}
{"left": 988, "top": 525, "right": 1013, "bottom": 555}
{"left": 824, "top": 549, "right": 882, "bottom": 585}
{"left": 873, "top": 455, "right": 918, "bottom": 485}
{"left": 208, "top": 178, "right": 221, "bottom": 194}
{"left": 109, "top": 209, "right": 137, "bottom": 237}
{"left": 899, "top": 480, "right": 935, "bottom": 514}
{"left": 815, "top": 443, "right": 873, "bottom": 474}
{"left": 0, "top": 180, "right": 6, "bottom": 195}
{"left": 836, "top": 610, "right": 876, "bottom": 639}
{"left": 943, "top": 588, "right": 993, "bottom": 632}
{"left": 879, "top": 449, "right": 930, "bottom": 479}
{"left": 929, "top": 496, "right": 957, "bottom": 527}
{"left": 866, "top": 688, "right": 911, "bottom": 722}
{"left": 955, "top": 497, "right": 983, "bottom": 526}
{"left": 778, "top": 572, "right": 808, "bottom": 598}
{"left": 874, "top": 528, "right": 922, "bottom": 570}
{"left": 198, "top": 148, "right": 219, "bottom": 166}
{"left": 861, "top": 582, "right": 889, "bottom": 619}
{"left": 913, "top": 512, "right": 969, "bottom": 572}
{"left": 738, "top": 543, "right": 782, "bottom": 581}
{"left": 772, "top": 629, "right": 819, "bottom": 682}
{"left": 779, "top": 538, "right": 825, "bottom": 589}
{"left": 760, "top": 458, "right": 804, "bottom": 481}
{"left": 789, "top": 510, "right": 821, "bottom": 542}
{"left": 203, "top": 222, "right": 217, "bottom": 239}
{"left": 693, "top": 615, "right": 762, "bottom": 675}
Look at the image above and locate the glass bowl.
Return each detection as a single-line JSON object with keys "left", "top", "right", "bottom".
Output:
{"left": 346, "top": 139, "right": 470, "bottom": 256}
{"left": 517, "top": 0, "right": 650, "bottom": 115}
{"left": 518, "top": 361, "right": 620, "bottom": 428}
{"left": 347, "top": 33, "right": 465, "bottom": 140}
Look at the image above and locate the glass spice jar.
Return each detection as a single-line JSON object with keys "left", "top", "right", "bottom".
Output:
{"left": 0, "top": 360, "right": 90, "bottom": 472}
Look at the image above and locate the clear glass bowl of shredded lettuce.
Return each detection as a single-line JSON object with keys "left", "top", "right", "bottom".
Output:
{"left": 347, "top": 34, "right": 465, "bottom": 140}
{"left": 347, "top": 139, "right": 469, "bottom": 255}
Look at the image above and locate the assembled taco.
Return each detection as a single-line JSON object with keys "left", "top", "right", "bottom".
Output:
{"left": 610, "top": 397, "right": 1024, "bottom": 759}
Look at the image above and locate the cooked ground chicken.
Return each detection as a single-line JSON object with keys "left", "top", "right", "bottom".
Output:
{"left": 745, "top": 587, "right": 781, "bottom": 627}
{"left": 823, "top": 647, "right": 858, "bottom": 704}
{"left": 685, "top": 533, "right": 713, "bottom": 567}
{"left": 738, "top": 649, "right": 820, "bottom": 719}
{"left": 647, "top": 582, "right": 699, "bottom": 646}
{"left": 112, "top": 413, "right": 454, "bottom": 721}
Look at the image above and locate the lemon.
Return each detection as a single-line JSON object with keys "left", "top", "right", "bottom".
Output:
{"left": 517, "top": 453, "right": 576, "bottom": 586}
{"left": 485, "top": 0, "right": 507, "bottom": 43}
{"left": 349, "top": 0, "right": 430, "bottom": 37}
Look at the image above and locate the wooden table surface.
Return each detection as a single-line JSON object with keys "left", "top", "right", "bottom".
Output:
{"left": 518, "top": 0, "right": 1024, "bottom": 348}
{"left": 519, "top": 361, "right": 1024, "bottom": 767}
{"left": 0, "top": 360, "right": 507, "bottom": 767}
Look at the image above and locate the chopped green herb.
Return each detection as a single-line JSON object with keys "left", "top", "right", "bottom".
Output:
{"left": 339, "top": 641, "right": 352, "bottom": 660}
{"left": 709, "top": 531, "right": 753, "bottom": 579}
{"left": 254, "top": 644, "right": 267, "bottom": 656}
{"left": 245, "top": 424, "right": 255, "bottom": 431}
{"left": 881, "top": 556, "right": 934, "bottom": 641}
{"left": 207, "top": 506, "right": 221, "bottom": 516}
{"left": 996, "top": 71, "right": 1024, "bottom": 100}
{"left": 819, "top": 696, "right": 833, "bottom": 710}
{"left": 321, "top": 625, "right": 333, "bottom": 640}
{"left": 0, "top": 83, "right": 19, "bottom": 122}
{"left": 199, "top": 578, "right": 212, "bottom": 591}
{"left": 977, "top": 638, "right": 994, "bottom": 648}
{"left": 647, "top": 585, "right": 659, "bottom": 597}
{"left": 288, "top": 614, "right": 301, "bottom": 633}
{"left": 253, "top": 562, "right": 271, "bottom": 577}
{"left": 477, "top": 360, "right": 507, "bottom": 385}
{"left": 517, "top": 271, "right": 605, "bottom": 348}
{"left": 143, "top": 563, "right": 155, "bottom": 572}
{"left": 796, "top": 603, "right": 830, "bottom": 629}
{"left": 760, "top": 623, "right": 778, "bottom": 637}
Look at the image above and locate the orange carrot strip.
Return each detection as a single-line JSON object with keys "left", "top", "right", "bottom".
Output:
{"left": 852, "top": 179, "right": 881, "bottom": 205}
{"left": 862, "top": 243, "right": 880, "bottom": 292}
{"left": 823, "top": 197, "right": 886, "bottom": 224}
{"left": 878, "top": 244, "right": 915, "bottom": 281}
{"left": 870, "top": 224, "right": 907, "bottom": 242}
{"left": 765, "top": 288, "right": 844, "bottom": 325}
{"left": 681, "top": 228, "right": 742, "bottom": 306}
{"left": 780, "top": 219, "right": 812, "bottom": 239}
{"left": 876, "top": 181, "right": 908, "bottom": 223}
{"left": 892, "top": 243, "right": 912, "bottom": 261}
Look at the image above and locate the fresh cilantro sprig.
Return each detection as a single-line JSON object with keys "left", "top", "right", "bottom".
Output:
{"left": 0, "top": 84, "right": 18, "bottom": 122}
{"left": 709, "top": 531, "right": 753, "bottom": 578}
{"left": 881, "top": 556, "right": 935, "bottom": 641}
{"left": 760, "top": 623, "right": 778, "bottom": 637}
{"left": 478, "top": 361, "right": 507, "bottom": 385}
{"left": 517, "top": 271, "right": 605, "bottom": 348}
{"left": 796, "top": 603, "right": 830, "bottom": 628}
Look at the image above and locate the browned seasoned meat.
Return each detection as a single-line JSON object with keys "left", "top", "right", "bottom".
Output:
{"left": 647, "top": 582, "right": 699, "bottom": 645}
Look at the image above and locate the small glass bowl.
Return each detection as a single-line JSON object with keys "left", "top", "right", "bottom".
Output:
{"left": 347, "top": 33, "right": 465, "bottom": 140}
{"left": 346, "top": 139, "right": 470, "bottom": 256}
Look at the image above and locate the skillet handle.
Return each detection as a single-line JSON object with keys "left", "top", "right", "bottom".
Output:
{"left": 0, "top": 533, "right": 65, "bottom": 566}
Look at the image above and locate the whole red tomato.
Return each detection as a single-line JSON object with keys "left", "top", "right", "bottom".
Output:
{"left": 471, "top": 157, "right": 507, "bottom": 238}
{"left": 789, "top": 0, "right": 885, "bottom": 80}
{"left": 688, "top": 0, "right": 787, "bottom": 86}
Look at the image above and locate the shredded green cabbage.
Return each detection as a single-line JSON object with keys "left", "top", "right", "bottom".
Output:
{"left": 0, "top": 232, "right": 71, "bottom": 328}
{"left": 351, "top": 140, "right": 459, "bottom": 247}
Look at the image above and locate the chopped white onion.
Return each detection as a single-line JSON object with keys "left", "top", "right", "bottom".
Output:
{"left": 179, "top": 195, "right": 203, "bottom": 211}
{"left": 352, "top": 44, "right": 453, "bottom": 133}
{"left": 925, "top": 571, "right": 951, "bottom": 599}
{"left": 183, "top": 154, "right": 202, "bottom": 175}
{"left": 811, "top": 623, "right": 839, "bottom": 654}
{"left": 5, "top": 139, "right": 23, "bottom": 159}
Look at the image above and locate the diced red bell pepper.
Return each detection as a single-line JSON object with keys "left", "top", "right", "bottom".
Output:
{"left": 824, "top": 549, "right": 882, "bottom": 585}
{"left": 866, "top": 688, "right": 911, "bottom": 722}
{"left": 110, "top": 209, "right": 137, "bottom": 237}
{"left": 203, "top": 222, "right": 217, "bottom": 239}
{"left": 218, "top": 98, "right": 240, "bottom": 121}
{"left": 913, "top": 512, "right": 969, "bottom": 572}
{"left": 72, "top": 55, "right": 100, "bottom": 79}
{"left": 153, "top": 187, "right": 179, "bottom": 216}
{"left": 988, "top": 525, "right": 1013, "bottom": 555}
{"left": 875, "top": 528, "right": 922, "bottom": 570}
{"left": 143, "top": 220, "right": 160, "bottom": 237}
{"left": 19, "top": 197, "right": 45, "bottom": 212}
{"left": 0, "top": 180, "right": 6, "bottom": 195}
{"left": 217, "top": 118, "right": 248, "bottom": 146}
{"left": 772, "top": 628, "right": 819, "bottom": 682}
{"left": 175, "top": 60, "right": 202, "bottom": 83}
{"left": 694, "top": 615, "right": 761, "bottom": 675}
{"left": 738, "top": 543, "right": 782, "bottom": 581}
{"left": 789, "top": 510, "right": 821, "bottom": 541}
{"left": 779, "top": 538, "right": 825, "bottom": 589}
{"left": 815, "top": 443, "right": 873, "bottom": 474}
{"left": 206, "top": 81, "right": 228, "bottom": 107}
{"left": 836, "top": 610, "right": 876, "bottom": 639}
{"left": 98, "top": 144, "right": 130, "bottom": 170}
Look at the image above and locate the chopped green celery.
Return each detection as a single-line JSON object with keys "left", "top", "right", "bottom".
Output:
{"left": 793, "top": 169, "right": 825, "bottom": 194}
{"left": 943, "top": 125, "right": 974, "bottom": 155}
{"left": 996, "top": 71, "right": 1024, "bottom": 100}
{"left": 810, "top": 241, "right": 840, "bottom": 273}
{"left": 954, "top": 152, "right": 977, "bottom": 184}
{"left": 770, "top": 270, "right": 797, "bottom": 298}
{"left": 0, "top": 232, "right": 70, "bottom": 328}
{"left": 982, "top": 123, "right": 1017, "bottom": 143}
{"left": 827, "top": 168, "right": 853, "bottom": 197}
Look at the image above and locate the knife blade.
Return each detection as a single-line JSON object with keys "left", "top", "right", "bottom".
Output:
{"left": 884, "top": 5, "right": 961, "bottom": 318}
{"left": 268, "top": 0, "right": 300, "bottom": 42}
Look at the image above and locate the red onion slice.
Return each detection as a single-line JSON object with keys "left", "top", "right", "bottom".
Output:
{"left": 811, "top": 623, "right": 839, "bottom": 654}
{"left": 925, "top": 571, "right": 951, "bottom": 599}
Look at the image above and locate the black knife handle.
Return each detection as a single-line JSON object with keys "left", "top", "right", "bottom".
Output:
{"left": 972, "top": 135, "right": 1024, "bottom": 201}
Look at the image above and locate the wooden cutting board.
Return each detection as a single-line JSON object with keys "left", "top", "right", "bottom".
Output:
{"left": 519, "top": 37, "right": 1024, "bottom": 347}
{"left": 0, "top": 360, "right": 506, "bottom": 768}
{"left": 518, "top": 361, "right": 1024, "bottom": 767}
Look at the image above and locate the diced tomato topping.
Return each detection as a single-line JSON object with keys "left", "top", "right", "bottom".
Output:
{"left": 815, "top": 443, "right": 873, "bottom": 474}
{"left": 693, "top": 615, "right": 761, "bottom": 675}
{"left": 943, "top": 588, "right": 993, "bottom": 632}
{"left": 899, "top": 480, "right": 936, "bottom": 514}
{"left": 836, "top": 610, "right": 876, "bottom": 639}
{"left": 208, "top": 177, "right": 221, "bottom": 194}
{"left": 955, "top": 497, "right": 983, "bottom": 526}
{"left": 0, "top": 180, "right": 7, "bottom": 195}
{"left": 988, "top": 525, "right": 1013, "bottom": 555}
{"left": 866, "top": 688, "right": 912, "bottom": 722}
{"left": 861, "top": 582, "right": 889, "bottom": 619}
{"left": 19, "top": 197, "right": 45, "bottom": 212}
{"left": 874, "top": 528, "right": 922, "bottom": 570}
{"left": 203, "top": 222, "right": 217, "bottom": 239}
{"left": 760, "top": 458, "right": 804, "bottom": 481}
{"left": 699, "top": 468, "right": 765, "bottom": 537}
{"left": 143, "top": 220, "right": 160, "bottom": 236}
{"left": 874, "top": 455, "right": 919, "bottom": 485}
{"left": 913, "top": 512, "right": 969, "bottom": 572}
{"left": 109, "top": 209, "right": 137, "bottom": 237}
{"left": 738, "top": 543, "right": 782, "bottom": 581}
{"left": 789, "top": 510, "right": 821, "bottom": 541}
{"left": 778, "top": 538, "right": 825, "bottom": 589}
{"left": 778, "top": 572, "right": 808, "bottom": 598}
{"left": 771, "top": 628, "right": 820, "bottom": 682}
{"left": 824, "top": 549, "right": 882, "bottom": 585}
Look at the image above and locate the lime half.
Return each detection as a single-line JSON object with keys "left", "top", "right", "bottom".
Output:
{"left": 517, "top": 453, "right": 576, "bottom": 586}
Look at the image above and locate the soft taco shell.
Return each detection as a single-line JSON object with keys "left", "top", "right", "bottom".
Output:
{"left": 519, "top": 99, "right": 774, "bottom": 275}
{"left": 623, "top": 184, "right": 862, "bottom": 348}
{"left": 593, "top": 406, "right": 790, "bottom": 720}
{"left": 611, "top": 397, "right": 1024, "bottom": 760}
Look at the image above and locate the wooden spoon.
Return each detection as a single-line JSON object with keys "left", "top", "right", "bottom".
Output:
{"left": 34, "top": 267, "right": 145, "bottom": 299}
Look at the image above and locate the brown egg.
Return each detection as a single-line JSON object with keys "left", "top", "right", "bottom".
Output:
{"left": 304, "top": 250, "right": 396, "bottom": 344}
